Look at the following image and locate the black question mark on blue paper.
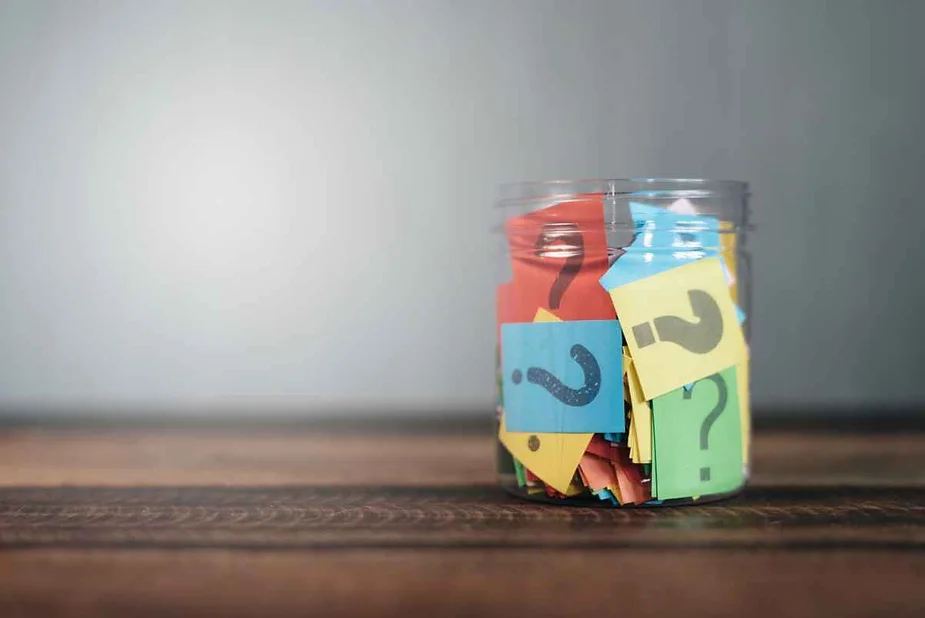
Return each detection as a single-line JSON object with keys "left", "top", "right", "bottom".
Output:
{"left": 683, "top": 372, "right": 728, "bottom": 482}
{"left": 534, "top": 224, "right": 583, "bottom": 310}
{"left": 511, "top": 344, "right": 601, "bottom": 407}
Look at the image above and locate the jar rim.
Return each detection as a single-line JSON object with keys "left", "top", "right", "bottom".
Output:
{"left": 497, "top": 178, "right": 748, "bottom": 203}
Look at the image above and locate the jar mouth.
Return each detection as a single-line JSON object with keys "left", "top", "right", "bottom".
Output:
{"left": 498, "top": 178, "right": 749, "bottom": 203}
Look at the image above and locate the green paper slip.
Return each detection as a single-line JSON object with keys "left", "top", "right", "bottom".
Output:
{"left": 651, "top": 366, "right": 744, "bottom": 500}
{"left": 650, "top": 417, "right": 658, "bottom": 497}
{"left": 513, "top": 458, "right": 527, "bottom": 487}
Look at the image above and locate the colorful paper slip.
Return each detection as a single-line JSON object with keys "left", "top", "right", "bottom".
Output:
{"left": 496, "top": 281, "right": 540, "bottom": 340}
{"left": 608, "top": 257, "right": 747, "bottom": 400}
{"left": 720, "top": 220, "right": 738, "bottom": 298}
{"left": 737, "top": 357, "right": 751, "bottom": 465}
{"left": 651, "top": 366, "right": 744, "bottom": 500}
{"left": 578, "top": 453, "right": 618, "bottom": 492}
{"left": 506, "top": 196, "right": 615, "bottom": 321}
{"left": 585, "top": 434, "right": 617, "bottom": 459}
{"left": 650, "top": 429, "right": 658, "bottom": 498}
{"left": 599, "top": 202, "right": 721, "bottom": 291}
{"left": 533, "top": 307, "right": 561, "bottom": 323}
{"left": 624, "top": 355, "right": 653, "bottom": 464}
{"left": 501, "top": 319, "right": 624, "bottom": 433}
{"left": 498, "top": 414, "right": 592, "bottom": 494}
{"left": 627, "top": 421, "right": 637, "bottom": 461}
{"left": 594, "top": 487, "right": 619, "bottom": 505}
{"left": 513, "top": 458, "right": 527, "bottom": 487}
{"left": 613, "top": 448, "right": 650, "bottom": 504}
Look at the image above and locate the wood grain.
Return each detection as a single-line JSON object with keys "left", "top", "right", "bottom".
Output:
{"left": 1, "top": 485, "right": 924, "bottom": 549}
{"left": 0, "top": 426, "right": 923, "bottom": 617}
{"left": 2, "top": 549, "right": 924, "bottom": 618}
{"left": 1, "top": 428, "right": 923, "bottom": 487}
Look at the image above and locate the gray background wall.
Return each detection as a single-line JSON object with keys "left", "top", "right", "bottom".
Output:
{"left": 1, "top": 0, "right": 923, "bottom": 418}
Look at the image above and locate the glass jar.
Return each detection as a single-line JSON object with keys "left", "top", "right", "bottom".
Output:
{"left": 494, "top": 179, "right": 751, "bottom": 507}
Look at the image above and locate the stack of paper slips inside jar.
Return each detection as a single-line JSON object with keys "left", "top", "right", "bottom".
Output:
{"left": 496, "top": 196, "right": 750, "bottom": 505}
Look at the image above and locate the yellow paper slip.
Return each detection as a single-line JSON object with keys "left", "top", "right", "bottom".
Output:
{"left": 533, "top": 307, "right": 561, "bottom": 323}
{"left": 625, "top": 356, "right": 652, "bottom": 464}
{"left": 629, "top": 418, "right": 640, "bottom": 463}
{"left": 622, "top": 349, "right": 633, "bottom": 402}
{"left": 608, "top": 257, "right": 747, "bottom": 400}
{"left": 626, "top": 412, "right": 636, "bottom": 461}
{"left": 498, "top": 415, "right": 592, "bottom": 494}
{"left": 632, "top": 401, "right": 652, "bottom": 464}
{"left": 720, "top": 220, "right": 738, "bottom": 302}
{"left": 623, "top": 350, "right": 637, "bottom": 462}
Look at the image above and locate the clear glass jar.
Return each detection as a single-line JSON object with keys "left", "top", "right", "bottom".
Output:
{"left": 494, "top": 179, "right": 751, "bottom": 507}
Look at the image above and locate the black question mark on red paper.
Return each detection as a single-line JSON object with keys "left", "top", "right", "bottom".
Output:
{"left": 683, "top": 372, "right": 728, "bottom": 482}
{"left": 534, "top": 223, "right": 583, "bottom": 310}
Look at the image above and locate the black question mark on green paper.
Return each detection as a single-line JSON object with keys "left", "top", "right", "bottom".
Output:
{"left": 683, "top": 372, "right": 728, "bottom": 482}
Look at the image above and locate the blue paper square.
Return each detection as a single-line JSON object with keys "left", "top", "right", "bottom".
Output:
{"left": 599, "top": 202, "right": 721, "bottom": 291}
{"left": 501, "top": 320, "right": 624, "bottom": 433}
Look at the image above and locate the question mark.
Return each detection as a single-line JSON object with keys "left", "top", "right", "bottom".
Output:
{"left": 684, "top": 373, "right": 728, "bottom": 482}
{"left": 535, "top": 223, "right": 583, "bottom": 310}
{"left": 631, "top": 289, "right": 724, "bottom": 354}
{"left": 511, "top": 344, "right": 601, "bottom": 407}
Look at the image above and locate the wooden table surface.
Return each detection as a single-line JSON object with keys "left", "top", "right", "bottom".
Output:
{"left": 1, "top": 423, "right": 924, "bottom": 617}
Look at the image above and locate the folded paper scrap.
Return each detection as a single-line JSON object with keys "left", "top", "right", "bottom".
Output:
{"left": 496, "top": 195, "right": 750, "bottom": 504}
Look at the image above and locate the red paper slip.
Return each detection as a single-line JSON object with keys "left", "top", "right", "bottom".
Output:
{"left": 504, "top": 196, "right": 615, "bottom": 322}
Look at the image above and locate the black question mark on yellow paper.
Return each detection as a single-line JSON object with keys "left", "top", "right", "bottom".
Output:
{"left": 631, "top": 290, "right": 724, "bottom": 354}
{"left": 684, "top": 373, "right": 728, "bottom": 482}
{"left": 535, "top": 223, "right": 583, "bottom": 310}
{"left": 511, "top": 344, "right": 601, "bottom": 407}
